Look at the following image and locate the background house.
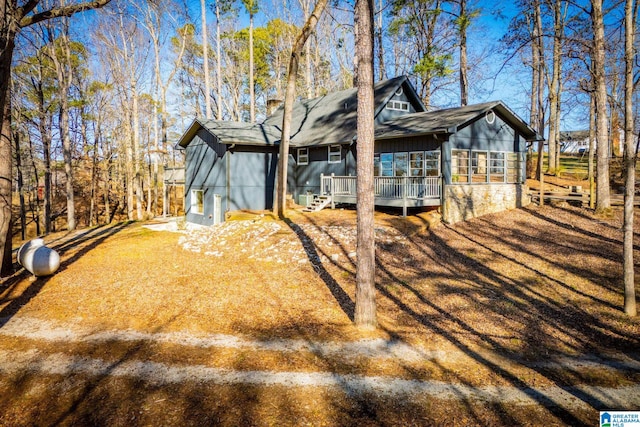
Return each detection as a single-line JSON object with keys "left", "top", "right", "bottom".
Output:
{"left": 177, "top": 76, "right": 542, "bottom": 225}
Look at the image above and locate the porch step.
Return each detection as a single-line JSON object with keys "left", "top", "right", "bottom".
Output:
{"left": 303, "top": 195, "right": 332, "bottom": 212}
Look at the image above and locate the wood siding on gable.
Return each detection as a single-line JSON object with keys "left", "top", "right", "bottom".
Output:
{"left": 375, "top": 83, "right": 422, "bottom": 124}
{"left": 184, "top": 130, "right": 228, "bottom": 225}
{"left": 185, "top": 129, "right": 282, "bottom": 225}
{"left": 448, "top": 112, "right": 525, "bottom": 152}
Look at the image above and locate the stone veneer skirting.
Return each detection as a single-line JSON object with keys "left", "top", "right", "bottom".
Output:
{"left": 442, "top": 184, "right": 530, "bottom": 224}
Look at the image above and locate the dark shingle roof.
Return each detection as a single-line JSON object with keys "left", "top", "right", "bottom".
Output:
{"left": 177, "top": 119, "right": 281, "bottom": 147}
{"left": 375, "top": 101, "right": 543, "bottom": 141}
{"left": 177, "top": 78, "right": 542, "bottom": 148}
{"left": 263, "top": 76, "right": 422, "bottom": 147}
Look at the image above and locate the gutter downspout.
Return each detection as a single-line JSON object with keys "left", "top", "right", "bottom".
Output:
{"left": 225, "top": 143, "right": 235, "bottom": 218}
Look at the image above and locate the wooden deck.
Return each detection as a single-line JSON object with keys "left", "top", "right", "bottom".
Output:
{"left": 320, "top": 174, "right": 442, "bottom": 216}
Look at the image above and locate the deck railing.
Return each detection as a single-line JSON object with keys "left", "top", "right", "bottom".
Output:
{"left": 320, "top": 174, "right": 441, "bottom": 200}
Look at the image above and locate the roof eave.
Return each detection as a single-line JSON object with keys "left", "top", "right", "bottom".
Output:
{"left": 374, "top": 128, "right": 452, "bottom": 141}
{"left": 177, "top": 118, "right": 205, "bottom": 148}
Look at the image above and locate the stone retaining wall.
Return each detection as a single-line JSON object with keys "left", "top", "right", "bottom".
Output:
{"left": 442, "top": 184, "right": 530, "bottom": 224}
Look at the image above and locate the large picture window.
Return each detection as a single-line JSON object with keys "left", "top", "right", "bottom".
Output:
{"left": 328, "top": 145, "right": 341, "bottom": 164}
{"left": 191, "top": 189, "right": 204, "bottom": 215}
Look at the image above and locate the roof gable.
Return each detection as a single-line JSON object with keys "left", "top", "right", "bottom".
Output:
{"left": 375, "top": 101, "right": 543, "bottom": 142}
{"left": 176, "top": 81, "right": 542, "bottom": 150}
{"left": 264, "top": 76, "right": 425, "bottom": 147}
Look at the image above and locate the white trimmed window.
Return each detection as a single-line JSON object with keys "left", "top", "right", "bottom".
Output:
{"left": 394, "top": 152, "right": 408, "bottom": 176}
{"left": 191, "top": 189, "right": 204, "bottom": 215}
{"left": 472, "top": 151, "right": 488, "bottom": 183}
{"left": 425, "top": 151, "right": 440, "bottom": 176}
{"left": 452, "top": 150, "right": 469, "bottom": 183}
{"left": 297, "top": 148, "right": 309, "bottom": 165}
{"left": 506, "top": 153, "right": 520, "bottom": 183}
{"left": 328, "top": 145, "right": 341, "bottom": 164}
{"left": 379, "top": 153, "right": 393, "bottom": 176}
{"left": 386, "top": 100, "right": 410, "bottom": 111}
{"left": 409, "top": 151, "right": 424, "bottom": 177}
{"left": 489, "top": 152, "right": 506, "bottom": 182}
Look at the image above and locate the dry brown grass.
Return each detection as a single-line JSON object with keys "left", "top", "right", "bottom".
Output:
{"left": 0, "top": 201, "right": 639, "bottom": 426}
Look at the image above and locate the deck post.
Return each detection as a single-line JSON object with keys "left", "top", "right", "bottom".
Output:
{"left": 320, "top": 173, "right": 324, "bottom": 195}
{"left": 331, "top": 173, "right": 335, "bottom": 209}
{"left": 402, "top": 176, "right": 407, "bottom": 217}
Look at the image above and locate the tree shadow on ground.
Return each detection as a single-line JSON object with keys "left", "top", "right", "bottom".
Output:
{"left": 0, "top": 221, "right": 133, "bottom": 329}
{"left": 284, "top": 217, "right": 355, "bottom": 321}
{"left": 286, "top": 206, "right": 638, "bottom": 425}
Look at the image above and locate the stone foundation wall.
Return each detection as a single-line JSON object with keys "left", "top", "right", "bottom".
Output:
{"left": 442, "top": 184, "right": 530, "bottom": 224}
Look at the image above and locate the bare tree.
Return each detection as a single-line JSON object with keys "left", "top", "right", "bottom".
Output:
{"left": 0, "top": 0, "right": 113, "bottom": 275}
{"left": 622, "top": 0, "right": 636, "bottom": 316}
{"left": 545, "top": 0, "right": 565, "bottom": 176}
{"left": 202, "top": 0, "right": 212, "bottom": 119}
{"left": 47, "top": 21, "right": 77, "bottom": 231}
{"left": 354, "top": 0, "right": 377, "bottom": 329}
{"left": 274, "top": 0, "right": 329, "bottom": 218}
{"left": 591, "top": 0, "right": 610, "bottom": 212}
{"left": 242, "top": 0, "right": 258, "bottom": 122}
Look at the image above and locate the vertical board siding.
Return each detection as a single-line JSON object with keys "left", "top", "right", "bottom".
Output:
{"left": 185, "top": 131, "right": 227, "bottom": 225}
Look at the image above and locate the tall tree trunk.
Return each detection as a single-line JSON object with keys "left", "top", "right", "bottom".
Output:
{"left": 15, "top": 130, "right": 25, "bottom": 241}
{"left": 591, "top": 0, "right": 610, "bottom": 212}
{"left": 274, "top": 0, "right": 328, "bottom": 218}
{"left": 589, "top": 94, "right": 596, "bottom": 209}
{"left": 26, "top": 131, "right": 41, "bottom": 236}
{"left": 298, "top": 0, "right": 314, "bottom": 98}
{"left": 376, "top": 0, "right": 386, "bottom": 81}
{"left": 216, "top": 2, "right": 223, "bottom": 119}
{"left": 202, "top": 0, "right": 212, "bottom": 119}
{"left": 132, "top": 79, "right": 143, "bottom": 220}
{"left": 0, "top": 1, "right": 18, "bottom": 276}
{"left": 458, "top": 0, "right": 468, "bottom": 106}
{"left": 532, "top": 0, "right": 545, "bottom": 203}
{"left": 249, "top": 12, "right": 255, "bottom": 122}
{"left": 546, "top": 0, "right": 563, "bottom": 176}
{"left": 354, "top": 0, "right": 377, "bottom": 330}
{"left": 51, "top": 30, "right": 77, "bottom": 231}
{"left": 0, "top": 0, "right": 113, "bottom": 275}
{"left": 527, "top": 10, "right": 538, "bottom": 180}
{"left": 622, "top": 0, "right": 636, "bottom": 316}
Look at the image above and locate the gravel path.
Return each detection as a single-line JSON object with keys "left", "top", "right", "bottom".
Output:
{"left": 1, "top": 315, "right": 639, "bottom": 410}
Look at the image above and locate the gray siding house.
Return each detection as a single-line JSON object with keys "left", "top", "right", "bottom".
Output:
{"left": 177, "top": 76, "right": 542, "bottom": 225}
